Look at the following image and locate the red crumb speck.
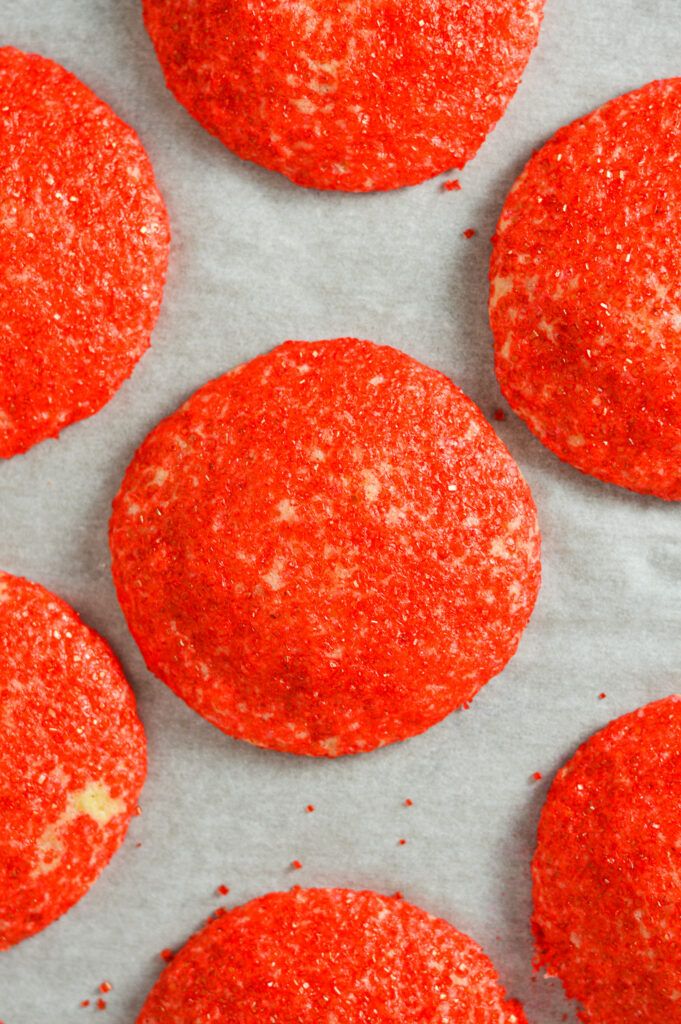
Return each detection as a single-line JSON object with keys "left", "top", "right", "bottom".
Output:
{"left": 394, "top": 891, "right": 403, "bottom": 899}
{"left": 405, "top": 798, "right": 413, "bottom": 806}
{"left": 292, "top": 860, "right": 303, "bottom": 870}
{"left": 463, "top": 228, "right": 477, "bottom": 239}
{"left": 215, "top": 907, "right": 227, "bottom": 918}
{"left": 135, "top": 806, "right": 142, "bottom": 815}
{"left": 398, "top": 839, "right": 407, "bottom": 846}
{"left": 100, "top": 982, "right": 112, "bottom": 993}
{"left": 444, "top": 179, "right": 461, "bottom": 192}
{"left": 494, "top": 409, "right": 506, "bottom": 421}
{"left": 599, "top": 692, "right": 607, "bottom": 699}
{"left": 136, "top": 842, "right": 142, "bottom": 847}
{"left": 306, "top": 804, "right": 314, "bottom": 812}
{"left": 81, "top": 1001, "right": 90, "bottom": 1008}
{"left": 97, "top": 999, "right": 107, "bottom": 1011}
{"left": 532, "top": 772, "right": 543, "bottom": 781}
{"left": 160, "top": 948, "right": 174, "bottom": 963}
{"left": 217, "top": 884, "right": 230, "bottom": 895}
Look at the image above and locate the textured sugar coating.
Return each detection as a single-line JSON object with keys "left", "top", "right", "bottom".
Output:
{"left": 137, "top": 888, "right": 527, "bottom": 1024}
{"left": 533, "top": 696, "right": 681, "bottom": 1024}
{"left": 0, "top": 571, "right": 146, "bottom": 950}
{"left": 490, "top": 79, "right": 681, "bottom": 500}
{"left": 0, "top": 47, "right": 170, "bottom": 458}
{"left": 141, "top": 0, "right": 544, "bottom": 192}
{"left": 110, "top": 338, "right": 541, "bottom": 757}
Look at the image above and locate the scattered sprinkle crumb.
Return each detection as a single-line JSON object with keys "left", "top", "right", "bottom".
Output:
{"left": 217, "top": 884, "right": 230, "bottom": 895}
{"left": 99, "top": 982, "right": 112, "bottom": 994}
{"left": 599, "top": 692, "right": 607, "bottom": 699}
{"left": 443, "top": 179, "right": 461, "bottom": 192}
{"left": 81, "top": 1001, "right": 90, "bottom": 1008}
{"left": 494, "top": 409, "right": 506, "bottom": 421}
{"left": 306, "top": 804, "right": 315, "bottom": 812}
{"left": 292, "top": 859, "right": 303, "bottom": 870}
{"left": 214, "top": 907, "right": 227, "bottom": 918}
{"left": 398, "top": 838, "right": 407, "bottom": 846}
{"left": 463, "top": 228, "right": 476, "bottom": 239}
{"left": 136, "top": 842, "right": 142, "bottom": 848}
{"left": 96, "top": 999, "right": 107, "bottom": 1011}
{"left": 160, "top": 948, "right": 174, "bottom": 963}
{"left": 394, "top": 891, "right": 403, "bottom": 899}
{"left": 532, "top": 771, "right": 543, "bottom": 782}
{"left": 134, "top": 805, "right": 142, "bottom": 815}
{"left": 405, "top": 798, "right": 413, "bottom": 807}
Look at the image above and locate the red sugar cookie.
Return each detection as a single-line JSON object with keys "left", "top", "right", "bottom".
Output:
{"left": 532, "top": 696, "right": 681, "bottom": 1024}
{"left": 141, "top": 0, "right": 544, "bottom": 192}
{"left": 0, "top": 47, "right": 170, "bottom": 458}
{"left": 490, "top": 79, "right": 681, "bottom": 499}
{"left": 0, "top": 571, "right": 146, "bottom": 949}
{"left": 136, "top": 888, "right": 526, "bottom": 1024}
{"left": 110, "top": 338, "right": 540, "bottom": 757}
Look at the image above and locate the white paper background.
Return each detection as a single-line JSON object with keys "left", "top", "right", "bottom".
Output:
{"left": 1, "top": 1, "right": 681, "bottom": 1020}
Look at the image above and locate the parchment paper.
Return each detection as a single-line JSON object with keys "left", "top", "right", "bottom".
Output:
{"left": 1, "top": 1, "right": 680, "bottom": 1020}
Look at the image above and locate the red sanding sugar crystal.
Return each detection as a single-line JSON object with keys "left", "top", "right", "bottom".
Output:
{"left": 110, "top": 338, "right": 541, "bottom": 757}
{"left": 141, "top": 0, "right": 544, "bottom": 192}
{"left": 0, "top": 47, "right": 169, "bottom": 459}
{"left": 136, "top": 888, "right": 527, "bottom": 1024}
{"left": 0, "top": 571, "right": 146, "bottom": 950}
{"left": 532, "top": 696, "right": 681, "bottom": 1024}
{"left": 490, "top": 79, "right": 681, "bottom": 499}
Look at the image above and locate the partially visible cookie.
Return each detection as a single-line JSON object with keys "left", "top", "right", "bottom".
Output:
{"left": 110, "top": 338, "right": 541, "bottom": 757}
{"left": 0, "top": 47, "right": 170, "bottom": 458}
{"left": 0, "top": 571, "right": 146, "bottom": 950}
{"left": 142, "top": 0, "right": 544, "bottom": 191}
{"left": 533, "top": 696, "right": 681, "bottom": 1024}
{"left": 137, "top": 888, "right": 526, "bottom": 1024}
{"left": 490, "top": 79, "right": 681, "bottom": 499}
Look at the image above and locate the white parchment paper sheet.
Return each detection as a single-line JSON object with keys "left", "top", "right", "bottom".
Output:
{"left": 1, "top": 1, "right": 680, "bottom": 1020}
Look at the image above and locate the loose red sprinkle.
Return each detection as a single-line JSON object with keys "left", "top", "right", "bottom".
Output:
{"left": 532, "top": 772, "right": 543, "bottom": 781}
{"left": 81, "top": 1001, "right": 90, "bottom": 1008}
{"left": 160, "top": 948, "right": 174, "bottom": 963}
{"left": 100, "top": 982, "right": 112, "bottom": 993}
{"left": 444, "top": 179, "right": 462, "bottom": 192}
{"left": 97, "top": 999, "right": 107, "bottom": 1011}
{"left": 306, "top": 804, "right": 315, "bottom": 813}
{"left": 394, "top": 891, "right": 403, "bottom": 899}
{"left": 398, "top": 839, "right": 407, "bottom": 846}
{"left": 463, "top": 228, "right": 477, "bottom": 239}
{"left": 494, "top": 409, "right": 506, "bottom": 421}
{"left": 599, "top": 692, "right": 607, "bottom": 700}
{"left": 405, "top": 798, "right": 413, "bottom": 806}
{"left": 292, "top": 860, "right": 303, "bottom": 870}
{"left": 217, "top": 885, "right": 230, "bottom": 895}
{"left": 135, "top": 806, "right": 143, "bottom": 815}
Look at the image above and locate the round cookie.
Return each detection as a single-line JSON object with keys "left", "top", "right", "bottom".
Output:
{"left": 532, "top": 696, "right": 681, "bottom": 1024}
{"left": 141, "top": 0, "right": 544, "bottom": 192}
{"left": 137, "top": 887, "right": 526, "bottom": 1024}
{"left": 0, "top": 571, "right": 146, "bottom": 950}
{"left": 110, "top": 338, "right": 541, "bottom": 757}
{"left": 0, "top": 47, "right": 170, "bottom": 459}
{"left": 490, "top": 79, "right": 681, "bottom": 500}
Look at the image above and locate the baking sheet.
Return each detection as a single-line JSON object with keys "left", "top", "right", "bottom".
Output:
{"left": 1, "top": 0, "right": 681, "bottom": 1020}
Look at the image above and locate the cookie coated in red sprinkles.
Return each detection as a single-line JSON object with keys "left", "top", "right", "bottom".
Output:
{"left": 532, "top": 696, "right": 681, "bottom": 1024}
{"left": 141, "top": 0, "right": 544, "bottom": 191}
{"left": 110, "top": 338, "right": 541, "bottom": 757}
{"left": 490, "top": 79, "right": 681, "bottom": 499}
{"left": 0, "top": 571, "right": 146, "bottom": 949}
{"left": 136, "top": 888, "right": 527, "bottom": 1024}
{"left": 0, "top": 47, "right": 169, "bottom": 458}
